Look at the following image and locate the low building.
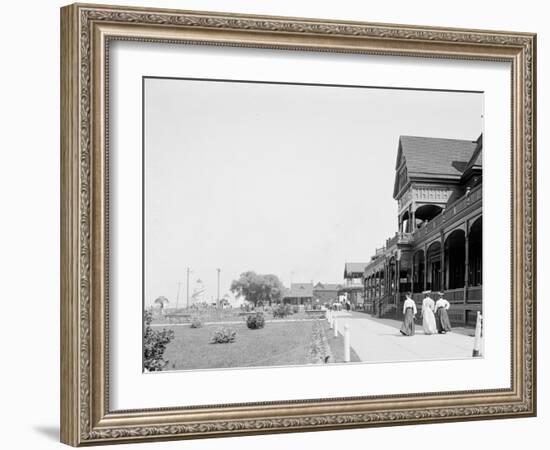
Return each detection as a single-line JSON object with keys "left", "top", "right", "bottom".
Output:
{"left": 283, "top": 283, "right": 313, "bottom": 305}
{"left": 313, "top": 282, "right": 343, "bottom": 305}
{"left": 363, "top": 134, "right": 483, "bottom": 327}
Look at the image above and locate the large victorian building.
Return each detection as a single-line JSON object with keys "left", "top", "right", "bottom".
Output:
{"left": 363, "top": 135, "right": 483, "bottom": 326}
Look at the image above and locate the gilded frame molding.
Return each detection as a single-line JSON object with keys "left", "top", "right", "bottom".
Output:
{"left": 60, "top": 3, "right": 536, "bottom": 446}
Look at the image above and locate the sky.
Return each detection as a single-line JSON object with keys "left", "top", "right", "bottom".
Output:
{"left": 144, "top": 78, "right": 483, "bottom": 307}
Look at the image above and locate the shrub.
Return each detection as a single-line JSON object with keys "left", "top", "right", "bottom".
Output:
{"left": 246, "top": 312, "right": 265, "bottom": 329}
{"left": 190, "top": 316, "right": 203, "bottom": 328}
{"left": 210, "top": 327, "right": 236, "bottom": 344}
{"left": 292, "top": 305, "right": 300, "bottom": 314}
{"left": 273, "top": 303, "right": 292, "bottom": 318}
{"left": 143, "top": 311, "right": 175, "bottom": 371}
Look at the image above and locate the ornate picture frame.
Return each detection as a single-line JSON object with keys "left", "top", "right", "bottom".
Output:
{"left": 60, "top": 3, "right": 536, "bottom": 446}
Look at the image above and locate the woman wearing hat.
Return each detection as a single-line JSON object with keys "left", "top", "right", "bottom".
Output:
{"left": 400, "top": 292, "right": 417, "bottom": 336}
{"left": 434, "top": 292, "right": 452, "bottom": 333}
{"left": 421, "top": 290, "right": 437, "bottom": 335}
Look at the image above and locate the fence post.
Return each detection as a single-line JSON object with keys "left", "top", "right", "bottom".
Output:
{"left": 334, "top": 317, "right": 338, "bottom": 337}
{"left": 472, "top": 311, "right": 482, "bottom": 357}
{"left": 344, "top": 323, "right": 350, "bottom": 362}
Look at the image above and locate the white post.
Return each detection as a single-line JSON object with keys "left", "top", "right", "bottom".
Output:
{"left": 334, "top": 317, "right": 338, "bottom": 337}
{"left": 472, "top": 311, "right": 482, "bottom": 357}
{"left": 344, "top": 323, "right": 350, "bottom": 363}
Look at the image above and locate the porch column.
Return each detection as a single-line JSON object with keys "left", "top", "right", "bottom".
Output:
{"left": 378, "top": 271, "right": 382, "bottom": 317}
{"left": 385, "top": 263, "right": 390, "bottom": 296}
{"left": 464, "top": 220, "right": 470, "bottom": 304}
{"left": 411, "top": 256, "right": 416, "bottom": 293}
{"left": 395, "top": 258, "right": 401, "bottom": 321}
{"left": 382, "top": 266, "right": 386, "bottom": 297}
{"left": 423, "top": 245, "right": 427, "bottom": 291}
{"left": 396, "top": 258, "right": 401, "bottom": 295}
{"left": 440, "top": 231, "right": 446, "bottom": 291}
{"left": 371, "top": 276, "right": 374, "bottom": 300}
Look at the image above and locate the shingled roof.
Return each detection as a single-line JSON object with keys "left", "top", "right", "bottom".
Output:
{"left": 283, "top": 283, "right": 313, "bottom": 298}
{"left": 313, "top": 282, "right": 343, "bottom": 291}
{"left": 463, "top": 135, "right": 483, "bottom": 175}
{"left": 400, "top": 135, "right": 479, "bottom": 176}
{"left": 393, "top": 135, "right": 480, "bottom": 198}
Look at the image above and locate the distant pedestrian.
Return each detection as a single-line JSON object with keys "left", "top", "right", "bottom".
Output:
{"left": 400, "top": 292, "right": 417, "bottom": 336}
{"left": 421, "top": 290, "right": 437, "bottom": 335}
{"left": 435, "top": 292, "right": 452, "bottom": 334}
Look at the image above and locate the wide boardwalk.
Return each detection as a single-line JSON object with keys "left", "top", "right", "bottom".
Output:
{"left": 332, "top": 311, "right": 477, "bottom": 363}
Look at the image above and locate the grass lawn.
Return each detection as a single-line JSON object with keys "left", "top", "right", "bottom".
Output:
{"left": 152, "top": 309, "right": 320, "bottom": 325}
{"left": 164, "top": 321, "right": 315, "bottom": 370}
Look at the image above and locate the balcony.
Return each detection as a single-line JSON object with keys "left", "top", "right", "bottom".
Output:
{"left": 411, "top": 184, "right": 482, "bottom": 243}
{"left": 385, "top": 231, "right": 414, "bottom": 248}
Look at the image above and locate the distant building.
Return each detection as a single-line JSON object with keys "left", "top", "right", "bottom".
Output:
{"left": 363, "top": 134, "right": 483, "bottom": 326}
{"left": 341, "top": 263, "right": 368, "bottom": 308}
{"left": 283, "top": 283, "right": 313, "bottom": 305}
{"left": 313, "top": 282, "right": 343, "bottom": 305}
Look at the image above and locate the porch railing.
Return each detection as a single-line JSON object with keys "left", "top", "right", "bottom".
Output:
{"left": 412, "top": 184, "right": 482, "bottom": 244}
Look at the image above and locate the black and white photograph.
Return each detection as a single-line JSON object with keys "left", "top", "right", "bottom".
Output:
{"left": 0, "top": 0, "right": 543, "bottom": 447}
{"left": 143, "top": 77, "right": 484, "bottom": 372}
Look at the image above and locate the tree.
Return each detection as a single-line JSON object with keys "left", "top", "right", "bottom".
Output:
{"left": 154, "top": 296, "right": 169, "bottom": 313}
{"left": 230, "top": 271, "right": 284, "bottom": 307}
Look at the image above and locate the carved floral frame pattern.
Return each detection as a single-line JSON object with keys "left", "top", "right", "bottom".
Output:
{"left": 61, "top": 3, "right": 536, "bottom": 446}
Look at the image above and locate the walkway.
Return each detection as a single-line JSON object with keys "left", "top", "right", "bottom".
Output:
{"left": 331, "top": 311, "right": 477, "bottom": 363}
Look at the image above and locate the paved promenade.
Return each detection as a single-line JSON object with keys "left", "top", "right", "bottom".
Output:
{"left": 331, "top": 311, "right": 477, "bottom": 363}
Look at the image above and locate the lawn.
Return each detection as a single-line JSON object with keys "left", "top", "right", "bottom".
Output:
{"left": 152, "top": 308, "right": 324, "bottom": 325}
{"left": 163, "top": 321, "right": 316, "bottom": 370}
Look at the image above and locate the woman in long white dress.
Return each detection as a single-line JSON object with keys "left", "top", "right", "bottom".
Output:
{"left": 421, "top": 291, "right": 437, "bottom": 335}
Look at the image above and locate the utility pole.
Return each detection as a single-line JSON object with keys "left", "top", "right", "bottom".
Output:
{"left": 217, "top": 268, "right": 221, "bottom": 307}
{"left": 175, "top": 281, "right": 182, "bottom": 311}
{"left": 186, "top": 268, "right": 190, "bottom": 309}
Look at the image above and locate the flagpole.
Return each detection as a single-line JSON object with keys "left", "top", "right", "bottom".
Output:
{"left": 175, "top": 281, "right": 181, "bottom": 311}
{"left": 217, "top": 268, "right": 221, "bottom": 307}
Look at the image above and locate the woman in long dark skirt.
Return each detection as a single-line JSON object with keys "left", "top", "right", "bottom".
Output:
{"left": 400, "top": 292, "right": 417, "bottom": 336}
{"left": 434, "top": 292, "right": 452, "bottom": 333}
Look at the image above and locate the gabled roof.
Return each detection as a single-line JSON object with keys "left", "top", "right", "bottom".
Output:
{"left": 283, "top": 283, "right": 313, "bottom": 298}
{"left": 393, "top": 135, "right": 480, "bottom": 198}
{"left": 313, "top": 282, "right": 343, "bottom": 291}
{"left": 344, "top": 262, "right": 369, "bottom": 278}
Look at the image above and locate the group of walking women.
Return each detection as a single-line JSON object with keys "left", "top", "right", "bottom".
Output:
{"left": 400, "top": 290, "right": 452, "bottom": 336}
